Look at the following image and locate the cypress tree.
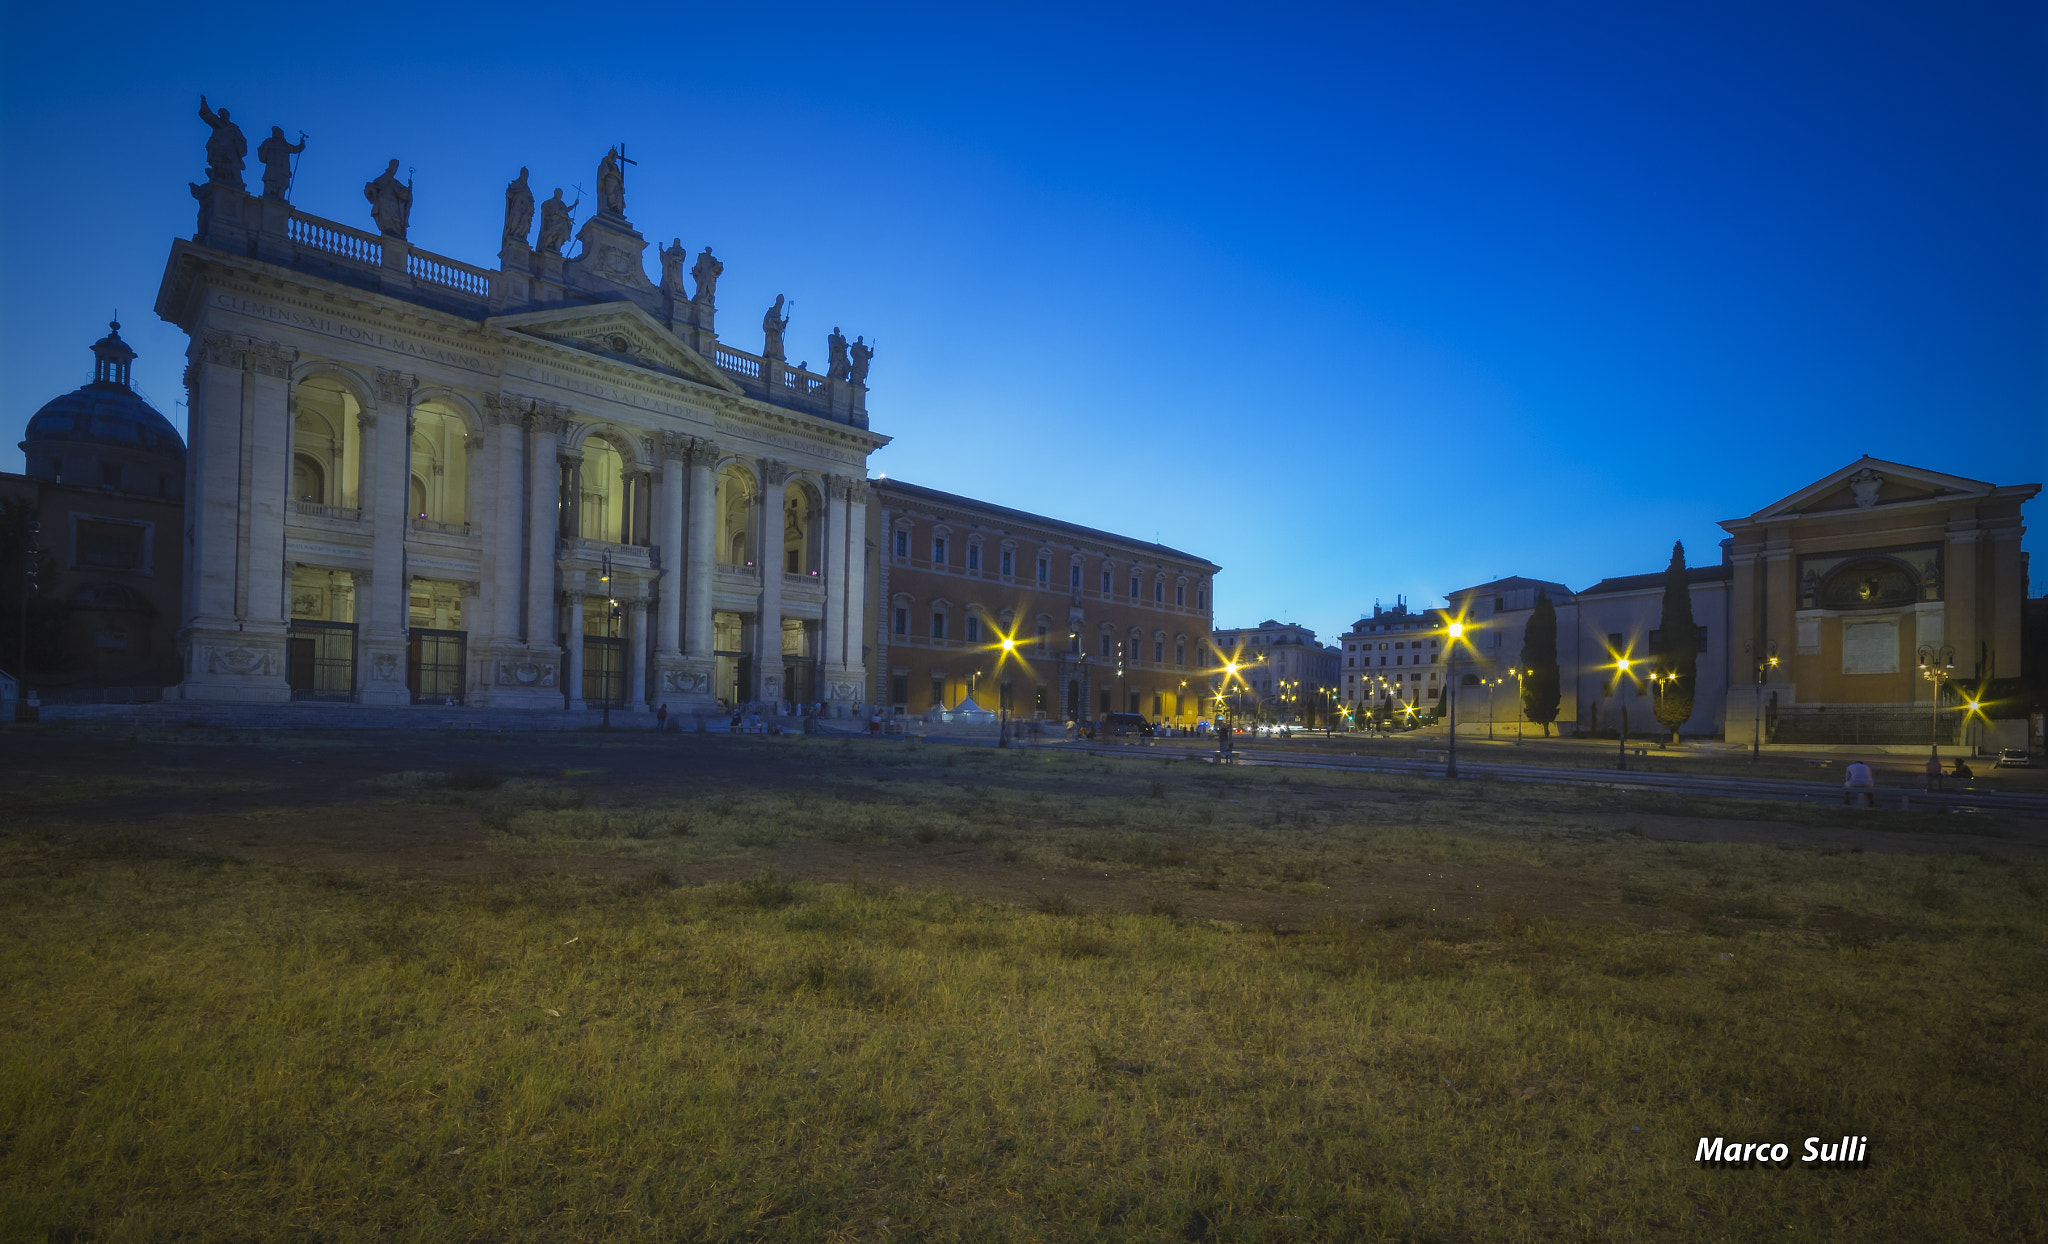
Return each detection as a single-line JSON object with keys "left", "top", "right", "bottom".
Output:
{"left": 1653, "top": 540, "right": 1698, "bottom": 742}
{"left": 1519, "top": 589, "right": 1563, "bottom": 736}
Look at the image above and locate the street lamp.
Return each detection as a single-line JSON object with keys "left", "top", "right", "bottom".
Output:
{"left": 1614, "top": 656, "right": 1634, "bottom": 770}
{"left": 1446, "top": 619, "right": 1470, "bottom": 779}
{"left": 1506, "top": 666, "right": 1527, "bottom": 744}
{"left": 1747, "top": 639, "right": 1778, "bottom": 762}
{"left": 1917, "top": 644, "right": 1956, "bottom": 761}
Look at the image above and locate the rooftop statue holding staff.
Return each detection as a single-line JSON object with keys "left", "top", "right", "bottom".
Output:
{"left": 849, "top": 336, "right": 874, "bottom": 386}
{"left": 256, "top": 126, "right": 306, "bottom": 200}
{"left": 827, "top": 328, "right": 850, "bottom": 381}
{"left": 658, "top": 238, "right": 687, "bottom": 295}
{"left": 537, "top": 187, "right": 578, "bottom": 255}
{"left": 196, "top": 95, "right": 247, "bottom": 188}
{"left": 596, "top": 147, "right": 626, "bottom": 216}
{"left": 762, "top": 294, "right": 790, "bottom": 359}
{"left": 503, "top": 167, "right": 534, "bottom": 245}
{"left": 364, "top": 158, "right": 412, "bottom": 239}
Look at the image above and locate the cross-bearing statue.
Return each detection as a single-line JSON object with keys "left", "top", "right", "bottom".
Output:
{"left": 503, "top": 167, "right": 534, "bottom": 245}
{"left": 364, "top": 159, "right": 412, "bottom": 239}
{"left": 537, "top": 188, "right": 577, "bottom": 255}
{"left": 256, "top": 126, "right": 305, "bottom": 200}
{"left": 762, "top": 295, "right": 790, "bottom": 359}
{"left": 849, "top": 336, "right": 873, "bottom": 386}
{"left": 827, "top": 327, "right": 850, "bottom": 381}
{"left": 692, "top": 247, "right": 723, "bottom": 304}
{"left": 196, "top": 95, "right": 247, "bottom": 188}
{"left": 597, "top": 147, "right": 626, "bottom": 216}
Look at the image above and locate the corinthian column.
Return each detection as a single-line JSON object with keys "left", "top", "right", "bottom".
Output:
{"left": 359, "top": 368, "right": 415, "bottom": 706}
{"left": 754, "top": 459, "right": 788, "bottom": 706}
{"left": 525, "top": 409, "right": 563, "bottom": 657}
{"left": 626, "top": 597, "right": 649, "bottom": 711}
{"left": 655, "top": 433, "right": 687, "bottom": 664}
{"left": 684, "top": 439, "right": 718, "bottom": 665}
{"left": 563, "top": 591, "right": 586, "bottom": 711}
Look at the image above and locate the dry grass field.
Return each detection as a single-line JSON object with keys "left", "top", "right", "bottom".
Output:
{"left": 1, "top": 726, "right": 2043, "bottom": 1241}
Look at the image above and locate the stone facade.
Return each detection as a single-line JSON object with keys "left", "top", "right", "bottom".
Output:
{"left": 1210, "top": 620, "right": 1342, "bottom": 722}
{"left": 1337, "top": 598, "right": 1448, "bottom": 714}
{"left": 868, "top": 480, "right": 1220, "bottom": 725}
{"left": 160, "top": 150, "right": 886, "bottom": 714}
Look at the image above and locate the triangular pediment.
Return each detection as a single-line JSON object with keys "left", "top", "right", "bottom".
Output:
{"left": 1741, "top": 457, "right": 1993, "bottom": 523}
{"left": 487, "top": 302, "right": 742, "bottom": 395}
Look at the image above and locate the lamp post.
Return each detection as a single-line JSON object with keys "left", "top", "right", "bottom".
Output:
{"left": 1507, "top": 666, "right": 1527, "bottom": 744}
{"left": 1917, "top": 644, "right": 1955, "bottom": 757}
{"left": 15, "top": 519, "right": 37, "bottom": 722}
{"left": 1446, "top": 620, "right": 1468, "bottom": 779}
{"left": 1615, "top": 656, "right": 1634, "bottom": 770}
{"left": 1747, "top": 639, "right": 1778, "bottom": 762}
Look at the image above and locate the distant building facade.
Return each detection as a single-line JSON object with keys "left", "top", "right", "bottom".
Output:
{"left": 869, "top": 480, "right": 1220, "bottom": 724}
{"left": 1337, "top": 598, "right": 1447, "bottom": 713}
{"left": 1212, "top": 619, "right": 1341, "bottom": 720}
{"left": 3, "top": 324, "right": 187, "bottom": 699}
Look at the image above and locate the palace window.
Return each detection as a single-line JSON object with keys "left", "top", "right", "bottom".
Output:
{"left": 1154, "top": 639, "right": 1164, "bottom": 662}
{"left": 931, "top": 611, "right": 947, "bottom": 640}
{"left": 1100, "top": 633, "right": 1114, "bottom": 659}
{"left": 1037, "top": 557, "right": 1050, "bottom": 585}
{"left": 965, "top": 615, "right": 982, "bottom": 644}
{"left": 930, "top": 676, "right": 946, "bottom": 710}
{"left": 1129, "top": 576, "right": 1139, "bottom": 599}
{"left": 966, "top": 544, "right": 980, "bottom": 571}
{"left": 1068, "top": 631, "right": 1081, "bottom": 655}
{"left": 1001, "top": 550, "right": 1014, "bottom": 576}
{"left": 1175, "top": 584, "right": 1185, "bottom": 606}
{"left": 893, "top": 607, "right": 907, "bottom": 635}
{"left": 1154, "top": 581, "right": 1164, "bottom": 603}
{"left": 932, "top": 536, "right": 947, "bottom": 565}
{"left": 1196, "top": 589, "right": 1206, "bottom": 610}
{"left": 1070, "top": 564, "right": 1082, "bottom": 588}
{"left": 1101, "top": 570, "right": 1111, "bottom": 593}
{"left": 1035, "top": 624, "right": 1049, "bottom": 654}
{"left": 890, "top": 675, "right": 907, "bottom": 706}
{"left": 894, "top": 530, "right": 908, "bottom": 558}
{"left": 1175, "top": 642, "right": 1185, "bottom": 665}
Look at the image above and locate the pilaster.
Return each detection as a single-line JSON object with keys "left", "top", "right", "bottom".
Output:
{"left": 626, "top": 598, "right": 649, "bottom": 711}
{"left": 563, "top": 591, "right": 587, "bottom": 710}
{"left": 754, "top": 459, "right": 788, "bottom": 704}
{"left": 357, "top": 368, "right": 415, "bottom": 705}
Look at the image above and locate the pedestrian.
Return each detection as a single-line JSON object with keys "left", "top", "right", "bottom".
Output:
{"left": 1924, "top": 748, "right": 1943, "bottom": 793}
{"left": 656, "top": 703, "right": 668, "bottom": 731}
{"left": 1843, "top": 759, "right": 1875, "bottom": 808}
{"left": 1952, "top": 756, "right": 1974, "bottom": 781}
{"left": 868, "top": 711, "right": 881, "bottom": 737}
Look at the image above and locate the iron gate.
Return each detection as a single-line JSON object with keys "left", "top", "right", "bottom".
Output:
{"left": 408, "top": 628, "right": 467, "bottom": 705}
{"left": 583, "top": 635, "right": 625, "bottom": 709}
{"left": 288, "top": 620, "right": 357, "bottom": 701}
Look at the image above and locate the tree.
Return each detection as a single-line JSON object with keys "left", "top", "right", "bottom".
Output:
{"left": 1653, "top": 540, "right": 1699, "bottom": 742}
{"left": 1519, "top": 589, "right": 1562, "bottom": 736}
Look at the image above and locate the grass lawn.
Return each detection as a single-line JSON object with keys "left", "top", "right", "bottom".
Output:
{"left": 1, "top": 730, "right": 2043, "bottom": 1241}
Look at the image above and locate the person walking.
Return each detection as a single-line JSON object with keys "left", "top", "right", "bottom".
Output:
{"left": 656, "top": 703, "right": 668, "bottom": 731}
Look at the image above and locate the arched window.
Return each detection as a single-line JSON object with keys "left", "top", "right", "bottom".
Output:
{"left": 291, "top": 376, "right": 364, "bottom": 509}
{"left": 577, "top": 438, "right": 626, "bottom": 541}
{"left": 784, "top": 482, "right": 821, "bottom": 575}
{"left": 409, "top": 401, "right": 471, "bottom": 527}
{"left": 717, "top": 463, "right": 758, "bottom": 566}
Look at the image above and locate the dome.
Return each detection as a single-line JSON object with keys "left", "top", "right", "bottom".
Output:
{"left": 21, "top": 322, "right": 184, "bottom": 459}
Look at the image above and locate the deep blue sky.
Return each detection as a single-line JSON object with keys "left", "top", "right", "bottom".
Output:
{"left": 4, "top": 2, "right": 2043, "bottom": 641}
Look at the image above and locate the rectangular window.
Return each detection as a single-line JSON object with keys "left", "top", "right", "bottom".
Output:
{"left": 1001, "top": 550, "right": 1014, "bottom": 576}
{"left": 1101, "top": 570, "right": 1111, "bottom": 593}
{"left": 891, "top": 674, "right": 907, "bottom": 706}
{"left": 1100, "top": 634, "right": 1114, "bottom": 659}
{"left": 1394, "top": 641, "right": 1405, "bottom": 649}
{"left": 1154, "top": 640, "right": 1164, "bottom": 662}
{"left": 930, "top": 676, "right": 946, "bottom": 710}
{"left": 76, "top": 520, "right": 144, "bottom": 570}
{"left": 1175, "top": 643, "right": 1185, "bottom": 665}
{"left": 100, "top": 462, "right": 122, "bottom": 490}
{"left": 1154, "top": 581, "right": 1164, "bottom": 603}
{"left": 1035, "top": 624, "right": 1048, "bottom": 654}
{"left": 932, "top": 537, "right": 947, "bottom": 565}
{"left": 1129, "top": 577, "right": 1139, "bottom": 599}
{"left": 931, "top": 612, "right": 947, "bottom": 640}
{"left": 965, "top": 615, "right": 981, "bottom": 644}
{"left": 893, "top": 607, "right": 907, "bottom": 635}
{"left": 1037, "top": 558, "right": 1050, "bottom": 585}
{"left": 1100, "top": 689, "right": 1111, "bottom": 714}
{"left": 1152, "top": 693, "right": 1163, "bottom": 717}
{"left": 1070, "top": 564, "right": 1081, "bottom": 587}
{"left": 1196, "top": 590, "right": 1205, "bottom": 610}
{"left": 894, "top": 530, "right": 907, "bottom": 558}
{"left": 1069, "top": 631, "right": 1081, "bottom": 655}
{"left": 1175, "top": 584, "right": 1185, "bottom": 606}
{"left": 966, "top": 544, "right": 980, "bottom": 571}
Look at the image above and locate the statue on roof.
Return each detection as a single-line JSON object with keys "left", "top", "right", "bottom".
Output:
{"left": 196, "top": 96, "right": 247, "bottom": 188}
{"left": 827, "top": 327, "right": 850, "bottom": 381}
{"left": 537, "top": 188, "right": 578, "bottom": 255}
{"left": 691, "top": 247, "right": 723, "bottom": 305}
{"left": 364, "top": 159, "right": 412, "bottom": 239}
{"left": 762, "top": 295, "right": 789, "bottom": 359}
{"left": 503, "top": 167, "right": 534, "bottom": 245}
{"left": 849, "top": 336, "right": 873, "bottom": 386}
{"left": 596, "top": 147, "right": 626, "bottom": 216}
{"left": 256, "top": 127, "right": 305, "bottom": 199}
{"left": 658, "top": 238, "right": 686, "bottom": 295}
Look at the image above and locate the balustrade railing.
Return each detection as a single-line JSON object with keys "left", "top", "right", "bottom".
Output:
{"left": 410, "top": 516, "right": 473, "bottom": 536}
{"left": 714, "top": 348, "right": 761, "bottom": 379}
{"left": 406, "top": 248, "right": 492, "bottom": 297}
{"left": 288, "top": 211, "right": 382, "bottom": 266}
{"left": 293, "top": 500, "right": 362, "bottom": 521}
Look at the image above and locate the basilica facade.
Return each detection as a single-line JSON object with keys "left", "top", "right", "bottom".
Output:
{"left": 161, "top": 126, "right": 885, "bottom": 714}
